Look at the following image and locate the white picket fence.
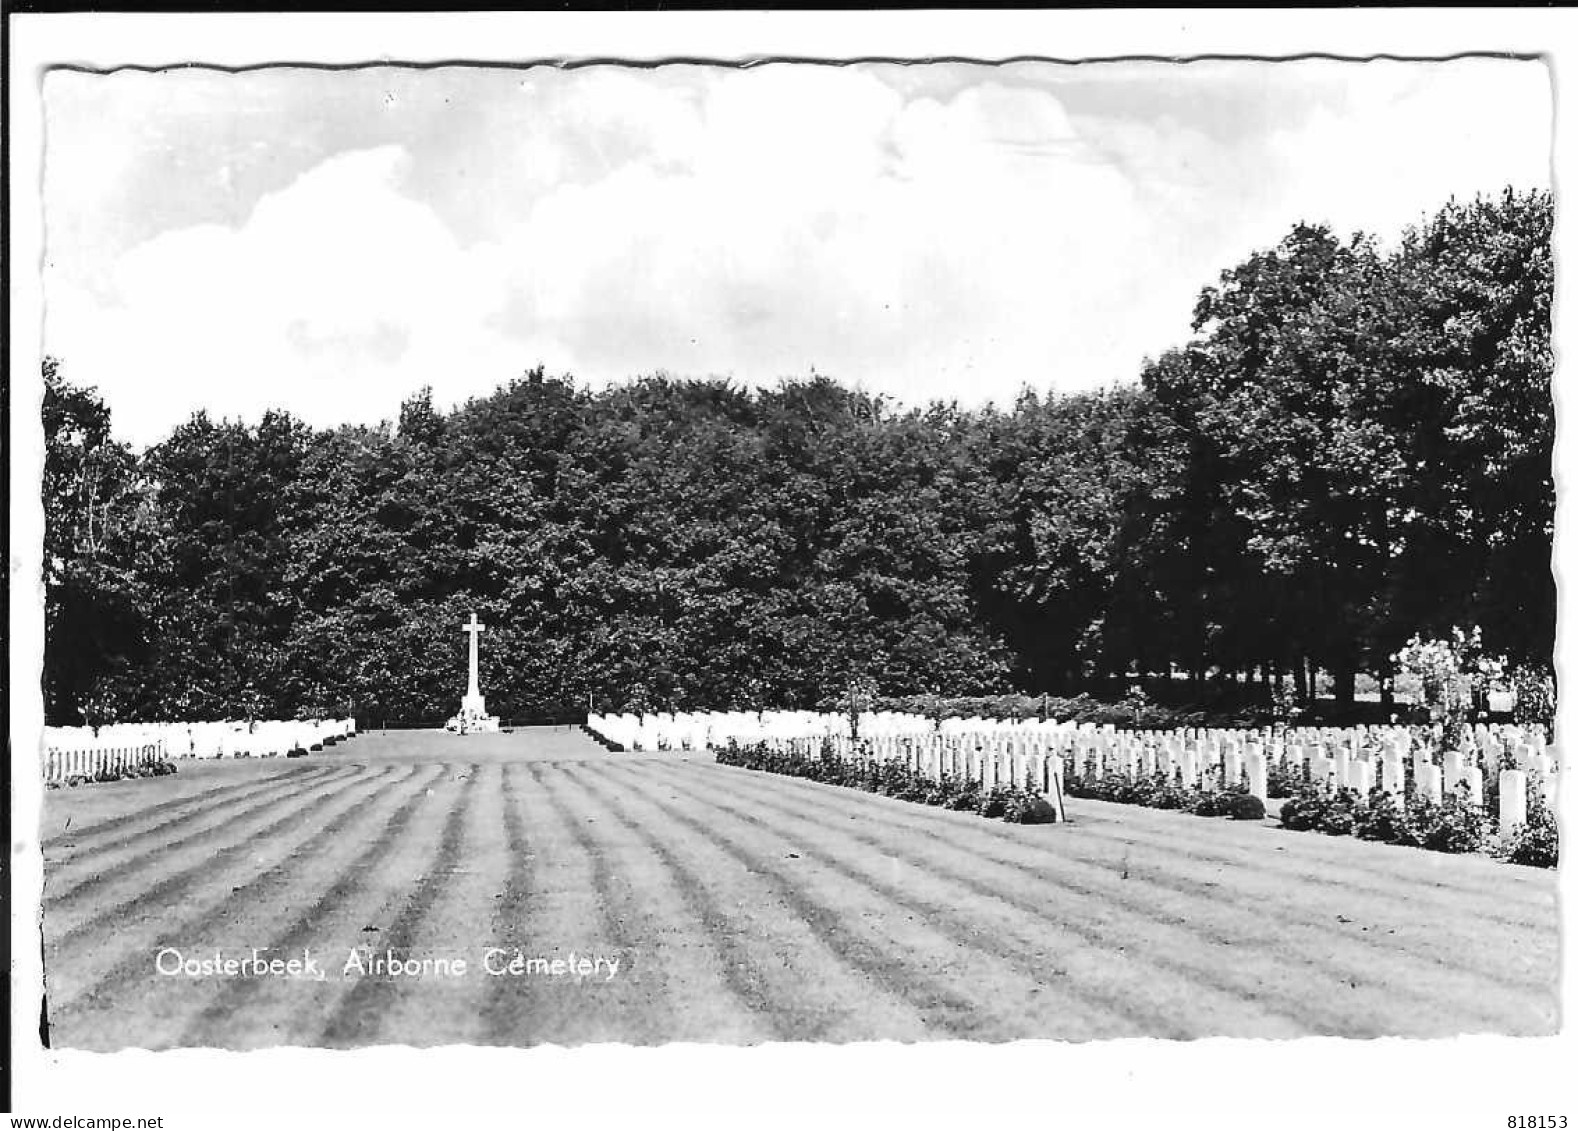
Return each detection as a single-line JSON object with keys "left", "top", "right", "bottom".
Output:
{"left": 43, "top": 717, "right": 359, "bottom": 780}
{"left": 43, "top": 741, "right": 167, "bottom": 784}
{"left": 587, "top": 711, "right": 1559, "bottom": 834}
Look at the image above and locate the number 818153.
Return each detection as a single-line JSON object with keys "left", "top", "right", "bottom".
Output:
{"left": 1510, "top": 1118, "right": 1567, "bottom": 1128}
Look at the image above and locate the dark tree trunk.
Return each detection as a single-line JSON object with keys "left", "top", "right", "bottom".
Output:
{"left": 1331, "top": 663, "right": 1356, "bottom": 709}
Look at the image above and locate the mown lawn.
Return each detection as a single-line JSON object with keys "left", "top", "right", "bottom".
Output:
{"left": 39, "top": 728, "right": 1558, "bottom": 1049}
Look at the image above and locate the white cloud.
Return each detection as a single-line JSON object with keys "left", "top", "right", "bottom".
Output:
{"left": 43, "top": 60, "right": 1552, "bottom": 446}
{"left": 486, "top": 71, "right": 1164, "bottom": 401}
{"left": 47, "top": 145, "right": 524, "bottom": 442}
{"left": 1263, "top": 59, "right": 1551, "bottom": 248}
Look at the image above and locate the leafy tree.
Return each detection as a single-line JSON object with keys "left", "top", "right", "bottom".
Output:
{"left": 37, "top": 190, "right": 1553, "bottom": 725}
{"left": 41, "top": 359, "right": 149, "bottom": 725}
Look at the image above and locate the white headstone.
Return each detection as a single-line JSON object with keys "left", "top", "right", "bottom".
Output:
{"left": 1499, "top": 769, "right": 1528, "bottom": 837}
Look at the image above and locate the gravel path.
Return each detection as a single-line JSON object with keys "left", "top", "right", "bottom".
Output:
{"left": 38, "top": 728, "right": 1558, "bottom": 1049}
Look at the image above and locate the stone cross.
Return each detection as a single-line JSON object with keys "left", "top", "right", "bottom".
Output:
{"left": 463, "top": 613, "right": 485, "bottom": 703}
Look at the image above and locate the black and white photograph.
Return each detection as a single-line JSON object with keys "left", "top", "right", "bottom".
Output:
{"left": 7, "top": 10, "right": 1574, "bottom": 1130}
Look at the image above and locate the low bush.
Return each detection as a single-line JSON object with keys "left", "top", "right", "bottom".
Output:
{"left": 1284, "top": 781, "right": 1496, "bottom": 857}
{"left": 1320, "top": 807, "right": 1357, "bottom": 836}
{"left": 1222, "top": 793, "right": 1267, "bottom": 821}
{"left": 1003, "top": 793, "right": 1059, "bottom": 824}
{"left": 1415, "top": 788, "right": 1488, "bottom": 854}
{"left": 1501, "top": 796, "right": 1559, "bottom": 868}
{"left": 1066, "top": 769, "right": 1264, "bottom": 821}
{"left": 1353, "top": 790, "right": 1414, "bottom": 844}
{"left": 1276, "top": 785, "right": 1346, "bottom": 832}
{"left": 1266, "top": 761, "right": 1305, "bottom": 799}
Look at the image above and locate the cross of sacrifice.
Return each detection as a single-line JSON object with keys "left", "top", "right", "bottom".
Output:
{"left": 463, "top": 612, "right": 485, "bottom": 701}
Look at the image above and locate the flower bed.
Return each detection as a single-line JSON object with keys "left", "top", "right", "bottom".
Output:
{"left": 45, "top": 759, "right": 180, "bottom": 789}
{"left": 716, "top": 740, "right": 1060, "bottom": 824}
{"left": 1063, "top": 769, "right": 1267, "bottom": 821}
{"left": 1273, "top": 780, "right": 1555, "bottom": 867}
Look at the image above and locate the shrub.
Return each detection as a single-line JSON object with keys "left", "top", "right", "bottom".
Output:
{"left": 1503, "top": 796, "right": 1559, "bottom": 868}
{"left": 1066, "top": 769, "right": 1154, "bottom": 804}
{"left": 946, "top": 784, "right": 982, "bottom": 812}
{"left": 1070, "top": 767, "right": 1264, "bottom": 819}
{"left": 1279, "top": 784, "right": 1361, "bottom": 834}
{"left": 977, "top": 788, "right": 1009, "bottom": 819}
{"left": 1150, "top": 783, "right": 1193, "bottom": 810}
{"left": 1415, "top": 789, "right": 1488, "bottom": 854}
{"left": 1511, "top": 664, "right": 1556, "bottom": 732}
{"left": 1004, "top": 793, "right": 1059, "bottom": 824}
{"left": 1223, "top": 793, "right": 1266, "bottom": 821}
{"left": 1319, "top": 807, "right": 1357, "bottom": 836}
{"left": 1266, "top": 760, "right": 1305, "bottom": 799}
{"left": 1276, "top": 786, "right": 1322, "bottom": 831}
{"left": 1353, "top": 790, "right": 1413, "bottom": 843}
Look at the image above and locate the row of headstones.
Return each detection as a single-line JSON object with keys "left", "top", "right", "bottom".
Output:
{"left": 590, "top": 716, "right": 1552, "bottom": 826}
{"left": 1072, "top": 732, "right": 1556, "bottom": 782}
{"left": 588, "top": 711, "right": 852, "bottom": 751}
{"left": 589, "top": 710, "right": 1205, "bottom": 750}
{"left": 759, "top": 732, "right": 1070, "bottom": 820}
{"left": 1066, "top": 729, "right": 1558, "bottom": 838}
{"left": 773, "top": 722, "right": 1560, "bottom": 806}
{"left": 591, "top": 711, "right": 1549, "bottom": 753}
{"left": 589, "top": 713, "right": 1554, "bottom": 779}
{"left": 43, "top": 743, "right": 164, "bottom": 783}
{"left": 807, "top": 728, "right": 1559, "bottom": 840}
{"left": 45, "top": 718, "right": 358, "bottom": 760}
{"left": 698, "top": 717, "right": 1555, "bottom": 775}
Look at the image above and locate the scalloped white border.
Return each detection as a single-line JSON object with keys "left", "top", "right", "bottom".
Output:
{"left": 8, "top": 11, "right": 1575, "bottom": 1129}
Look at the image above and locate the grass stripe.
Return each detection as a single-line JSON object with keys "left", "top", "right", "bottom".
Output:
{"left": 44, "top": 765, "right": 392, "bottom": 952}
{"left": 45, "top": 764, "right": 416, "bottom": 1025}
{"left": 316, "top": 762, "right": 482, "bottom": 1045}
{"left": 568, "top": 764, "right": 1059, "bottom": 1042}
{"left": 557, "top": 765, "right": 803, "bottom": 1042}
{"left": 479, "top": 762, "right": 542, "bottom": 1045}
{"left": 544, "top": 761, "right": 776, "bottom": 1045}
{"left": 43, "top": 762, "right": 343, "bottom": 849}
{"left": 696, "top": 761, "right": 1554, "bottom": 992}
{"left": 610, "top": 763, "right": 1222, "bottom": 1039}
{"left": 664, "top": 761, "right": 1551, "bottom": 1036}
{"left": 45, "top": 765, "right": 366, "bottom": 907}
{"left": 176, "top": 763, "right": 453, "bottom": 1046}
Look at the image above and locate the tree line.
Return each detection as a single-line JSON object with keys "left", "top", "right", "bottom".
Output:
{"left": 42, "top": 188, "right": 1553, "bottom": 726}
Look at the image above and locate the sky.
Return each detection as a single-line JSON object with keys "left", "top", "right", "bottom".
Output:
{"left": 42, "top": 57, "right": 1552, "bottom": 447}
